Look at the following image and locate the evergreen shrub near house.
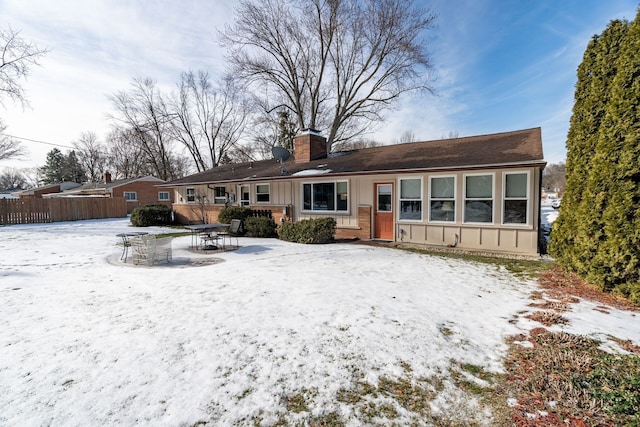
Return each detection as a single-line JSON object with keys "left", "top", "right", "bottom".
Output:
{"left": 130, "top": 204, "right": 173, "bottom": 227}
{"left": 549, "top": 12, "right": 640, "bottom": 304}
{"left": 244, "top": 216, "right": 277, "bottom": 238}
{"left": 218, "top": 206, "right": 253, "bottom": 225}
{"left": 277, "top": 218, "right": 336, "bottom": 244}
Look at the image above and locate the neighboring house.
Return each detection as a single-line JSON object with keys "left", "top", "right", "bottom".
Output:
{"left": 162, "top": 128, "right": 547, "bottom": 256}
{"left": 46, "top": 173, "right": 172, "bottom": 214}
{"left": 1, "top": 188, "right": 21, "bottom": 199}
{"left": 13, "top": 182, "right": 82, "bottom": 199}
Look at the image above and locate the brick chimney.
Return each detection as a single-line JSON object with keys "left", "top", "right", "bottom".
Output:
{"left": 103, "top": 171, "right": 112, "bottom": 184}
{"left": 294, "top": 129, "right": 327, "bottom": 163}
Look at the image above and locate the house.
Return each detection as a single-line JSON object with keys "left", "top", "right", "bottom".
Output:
{"left": 45, "top": 173, "right": 172, "bottom": 214}
{"left": 14, "top": 182, "right": 81, "bottom": 199}
{"left": 161, "top": 128, "right": 547, "bottom": 256}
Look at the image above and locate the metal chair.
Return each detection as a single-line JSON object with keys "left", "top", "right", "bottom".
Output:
{"left": 227, "top": 219, "right": 242, "bottom": 248}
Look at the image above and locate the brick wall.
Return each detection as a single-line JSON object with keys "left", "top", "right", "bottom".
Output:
{"left": 112, "top": 182, "right": 172, "bottom": 213}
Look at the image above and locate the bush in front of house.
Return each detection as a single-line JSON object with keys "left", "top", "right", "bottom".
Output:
{"left": 218, "top": 206, "right": 253, "bottom": 225}
{"left": 277, "top": 217, "right": 336, "bottom": 244}
{"left": 130, "top": 204, "right": 173, "bottom": 227}
{"left": 244, "top": 216, "right": 277, "bottom": 238}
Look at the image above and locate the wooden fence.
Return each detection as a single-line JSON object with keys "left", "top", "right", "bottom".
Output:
{"left": 0, "top": 197, "right": 127, "bottom": 225}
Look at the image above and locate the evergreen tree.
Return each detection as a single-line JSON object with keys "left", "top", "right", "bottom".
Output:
{"left": 550, "top": 10, "right": 640, "bottom": 303}
{"left": 549, "top": 19, "right": 629, "bottom": 272}
{"left": 62, "top": 150, "right": 86, "bottom": 183}
{"left": 39, "top": 148, "right": 66, "bottom": 184}
{"left": 587, "top": 10, "right": 640, "bottom": 299}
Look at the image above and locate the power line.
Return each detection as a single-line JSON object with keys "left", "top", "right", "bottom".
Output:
{"left": 0, "top": 132, "right": 77, "bottom": 151}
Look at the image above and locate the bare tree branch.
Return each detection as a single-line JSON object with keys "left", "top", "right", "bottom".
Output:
{"left": 221, "top": 0, "right": 435, "bottom": 151}
{"left": 0, "top": 26, "right": 49, "bottom": 108}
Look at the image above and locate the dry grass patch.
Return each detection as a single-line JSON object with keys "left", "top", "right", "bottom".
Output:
{"left": 496, "top": 330, "right": 640, "bottom": 426}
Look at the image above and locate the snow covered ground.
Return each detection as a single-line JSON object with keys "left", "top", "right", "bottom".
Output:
{"left": 0, "top": 215, "right": 637, "bottom": 426}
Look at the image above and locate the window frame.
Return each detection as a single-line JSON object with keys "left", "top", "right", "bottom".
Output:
{"left": 158, "top": 191, "right": 170, "bottom": 201}
{"left": 255, "top": 183, "right": 270, "bottom": 203}
{"left": 463, "top": 173, "right": 494, "bottom": 224}
{"left": 123, "top": 191, "right": 137, "bottom": 201}
{"left": 301, "top": 180, "right": 349, "bottom": 213}
{"left": 502, "top": 171, "right": 530, "bottom": 226}
{"left": 213, "top": 186, "right": 227, "bottom": 205}
{"left": 186, "top": 187, "right": 195, "bottom": 203}
{"left": 398, "top": 176, "right": 423, "bottom": 222}
{"left": 239, "top": 185, "right": 250, "bottom": 206}
{"left": 428, "top": 175, "right": 456, "bottom": 223}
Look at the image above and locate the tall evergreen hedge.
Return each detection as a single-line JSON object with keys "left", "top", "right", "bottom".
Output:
{"left": 549, "top": 12, "right": 640, "bottom": 303}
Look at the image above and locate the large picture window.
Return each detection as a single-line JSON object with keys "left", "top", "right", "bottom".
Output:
{"left": 399, "top": 178, "right": 422, "bottom": 221}
{"left": 464, "top": 174, "right": 493, "bottom": 223}
{"left": 429, "top": 176, "right": 455, "bottom": 222}
{"left": 303, "top": 181, "right": 348, "bottom": 212}
{"left": 503, "top": 172, "right": 528, "bottom": 224}
{"left": 256, "top": 184, "right": 270, "bottom": 203}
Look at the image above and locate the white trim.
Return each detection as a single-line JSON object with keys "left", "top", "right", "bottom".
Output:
{"left": 255, "top": 183, "right": 271, "bottom": 204}
{"left": 502, "top": 170, "right": 530, "bottom": 226}
{"left": 463, "top": 173, "right": 495, "bottom": 225}
{"left": 301, "top": 180, "right": 350, "bottom": 213}
{"left": 428, "top": 175, "right": 456, "bottom": 223}
{"left": 158, "top": 191, "right": 170, "bottom": 201}
{"left": 397, "top": 176, "right": 423, "bottom": 222}
{"left": 123, "top": 191, "right": 137, "bottom": 201}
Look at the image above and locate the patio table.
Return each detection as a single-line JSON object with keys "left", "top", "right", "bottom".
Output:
{"left": 184, "top": 223, "right": 230, "bottom": 250}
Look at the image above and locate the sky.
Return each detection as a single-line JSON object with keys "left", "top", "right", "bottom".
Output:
{"left": 0, "top": 0, "right": 638, "bottom": 173}
{"left": 1, "top": 211, "right": 639, "bottom": 424}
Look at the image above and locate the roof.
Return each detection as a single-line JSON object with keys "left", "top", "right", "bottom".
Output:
{"left": 66, "top": 176, "right": 165, "bottom": 194}
{"left": 163, "top": 128, "right": 545, "bottom": 186}
{"left": 13, "top": 182, "right": 81, "bottom": 195}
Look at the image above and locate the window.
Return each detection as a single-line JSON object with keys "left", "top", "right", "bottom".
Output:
{"left": 464, "top": 174, "right": 493, "bottom": 223}
{"left": 503, "top": 172, "right": 529, "bottom": 224}
{"left": 256, "top": 184, "right": 270, "bottom": 203}
{"left": 186, "top": 188, "right": 195, "bottom": 203}
{"left": 158, "top": 191, "right": 170, "bottom": 201}
{"left": 124, "top": 192, "right": 137, "bottom": 201}
{"left": 399, "top": 178, "right": 422, "bottom": 221}
{"left": 429, "top": 176, "right": 455, "bottom": 222}
{"left": 213, "top": 186, "right": 226, "bottom": 204}
{"left": 302, "top": 181, "right": 348, "bottom": 212}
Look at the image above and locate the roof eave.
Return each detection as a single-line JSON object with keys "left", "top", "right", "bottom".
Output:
{"left": 158, "top": 160, "right": 546, "bottom": 187}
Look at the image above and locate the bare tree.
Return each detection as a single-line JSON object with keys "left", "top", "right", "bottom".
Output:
{"left": 0, "top": 26, "right": 48, "bottom": 108}
{"left": 73, "top": 131, "right": 107, "bottom": 182}
{"left": 105, "top": 127, "right": 155, "bottom": 179}
{"left": 0, "top": 119, "right": 26, "bottom": 161}
{"left": 109, "top": 78, "right": 177, "bottom": 180}
{"left": 332, "top": 137, "right": 382, "bottom": 151}
{"left": 169, "top": 71, "right": 251, "bottom": 171}
{"left": 0, "top": 168, "right": 26, "bottom": 190}
{"left": 396, "top": 130, "right": 416, "bottom": 144}
{"left": 222, "top": 0, "right": 435, "bottom": 151}
{"left": 542, "top": 162, "right": 566, "bottom": 193}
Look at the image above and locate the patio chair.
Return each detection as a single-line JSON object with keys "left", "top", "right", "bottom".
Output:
{"left": 227, "top": 218, "right": 242, "bottom": 248}
{"left": 200, "top": 231, "right": 220, "bottom": 250}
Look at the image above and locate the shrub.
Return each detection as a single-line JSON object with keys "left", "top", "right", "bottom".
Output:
{"left": 277, "top": 217, "right": 336, "bottom": 244}
{"left": 218, "top": 206, "right": 253, "bottom": 225}
{"left": 130, "top": 204, "right": 173, "bottom": 227}
{"left": 244, "top": 216, "right": 277, "bottom": 238}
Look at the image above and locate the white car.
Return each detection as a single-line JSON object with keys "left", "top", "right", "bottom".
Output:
{"left": 551, "top": 199, "right": 561, "bottom": 209}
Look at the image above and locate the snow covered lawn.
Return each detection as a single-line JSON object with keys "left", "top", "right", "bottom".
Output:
{"left": 0, "top": 218, "right": 637, "bottom": 426}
